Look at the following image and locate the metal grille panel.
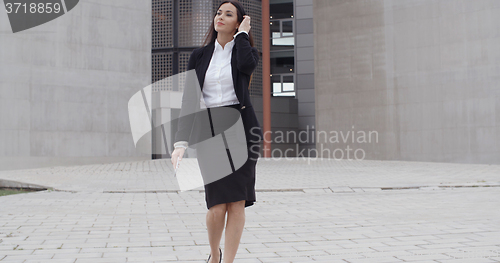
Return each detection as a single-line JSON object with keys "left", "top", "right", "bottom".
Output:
{"left": 152, "top": 52, "right": 173, "bottom": 91}
{"left": 152, "top": 0, "right": 173, "bottom": 48}
{"left": 152, "top": 0, "right": 263, "bottom": 96}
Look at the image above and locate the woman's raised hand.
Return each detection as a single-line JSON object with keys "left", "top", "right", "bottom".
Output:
{"left": 238, "top": 15, "right": 251, "bottom": 33}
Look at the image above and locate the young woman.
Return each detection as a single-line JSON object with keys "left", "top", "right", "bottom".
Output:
{"left": 170, "top": 1, "right": 263, "bottom": 262}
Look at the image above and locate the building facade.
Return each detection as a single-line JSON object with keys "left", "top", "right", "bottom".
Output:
{"left": 0, "top": 1, "right": 152, "bottom": 171}
{"left": 314, "top": 0, "right": 500, "bottom": 164}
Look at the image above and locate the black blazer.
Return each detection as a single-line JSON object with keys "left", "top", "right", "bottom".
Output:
{"left": 174, "top": 32, "right": 263, "bottom": 149}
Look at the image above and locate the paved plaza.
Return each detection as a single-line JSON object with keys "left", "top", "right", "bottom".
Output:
{"left": 1, "top": 158, "right": 500, "bottom": 262}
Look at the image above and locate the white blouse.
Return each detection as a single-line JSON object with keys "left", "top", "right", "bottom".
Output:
{"left": 175, "top": 31, "right": 248, "bottom": 149}
{"left": 200, "top": 31, "right": 249, "bottom": 109}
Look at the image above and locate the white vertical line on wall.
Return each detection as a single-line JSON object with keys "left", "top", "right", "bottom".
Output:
{"left": 60, "top": 0, "right": 68, "bottom": 14}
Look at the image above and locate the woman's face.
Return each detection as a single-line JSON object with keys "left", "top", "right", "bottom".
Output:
{"left": 214, "top": 3, "right": 239, "bottom": 35}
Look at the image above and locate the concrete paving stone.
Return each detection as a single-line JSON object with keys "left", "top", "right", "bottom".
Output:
{"left": 258, "top": 256, "right": 315, "bottom": 262}
{"left": 308, "top": 239, "right": 358, "bottom": 246}
{"left": 306, "top": 260, "right": 347, "bottom": 263}
{"left": 455, "top": 246, "right": 500, "bottom": 252}
{"left": 325, "top": 246, "right": 379, "bottom": 255}
{"left": 437, "top": 258, "right": 498, "bottom": 263}
{"left": 293, "top": 244, "right": 345, "bottom": 251}
{"left": 150, "top": 240, "right": 195, "bottom": 246}
{"left": 0, "top": 248, "right": 37, "bottom": 256}
{"left": 236, "top": 252, "right": 279, "bottom": 259}
{"left": 275, "top": 249, "right": 329, "bottom": 257}
{"left": 65, "top": 242, "right": 108, "bottom": 248}
{"left": 351, "top": 187, "right": 366, "bottom": 193}
{"left": 247, "top": 246, "right": 298, "bottom": 253}
{"left": 263, "top": 241, "right": 310, "bottom": 248}
{"left": 256, "top": 236, "right": 290, "bottom": 243}
{"left": 301, "top": 188, "right": 329, "bottom": 194}
{"left": 175, "top": 251, "right": 210, "bottom": 261}
{"left": 459, "top": 241, "right": 500, "bottom": 247}
{"left": 445, "top": 250, "right": 500, "bottom": 259}
{"left": 31, "top": 248, "right": 81, "bottom": 255}
{"left": 329, "top": 186, "right": 354, "bottom": 193}
{"left": 105, "top": 241, "right": 151, "bottom": 247}
{"left": 477, "top": 225, "right": 500, "bottom": 232}
{"left": 472, "top": 231, "right": 500, "bottom": 238}
{"left": 127, "top": 256, "right": 177, "bottom": 263}
{"left": 24, "top": 260, "right": 76, "bottom": 263}
{"left": 293, "top": 233, "right": 328, "bottom": 241}
{"left": 74, "top": 252, "right": 106, "bottom": 258}
{"left": 464, "top": 238, "right": 500, "bottom": 245}
{"left": 339, "top": 242, "right": 399, "bottom": 249}
{"left": 426, "top": 237, "right": 479, "bottom": 244}
{"left": 46, "top": 238, "right": 87, "bottom": 244}
{"left": 445, "top": 228, "right": 491, "bottom": 234}
{"left": 79, "top": 247, "right": 127, "bottom": 253}
{"left": 322, "top": 233, "right": 368, "bottom": 240}
{"left": 416, "top": 243, "right": 469, "bottom": 249}
{"left": 394, "top": 253, "right": 454, "bottom": 261}
{"left": 399, "top": 230, "right": 450, "bottom": 236}
{"left": 101, "top": 251, "right": 148, "bottom": 259}
{"left": 128, "top": 246, "right": 174, "bottom": 252}
{"left": 0, "top": 246, "right": 18, "bottom": 251}
{"left": 311, "top": 253, "right": 369, "bottom": 261}
{"left": 382, "top": 240, "right": 435, "bottom": 246}
{"left": 406, "top": 247, "right": 463, "bottom": 255}
{"left": 278, "top": 235, "right": 315, "bottom": 242}
{"left": 359, "top": 231, "right": 411, "bottom": 239}
{"left": 75, "top": 258, "right": 126, "bottom": 263}
{"left": 150, "top": 251, "right": 181, "bottom": 258}
{"left": 344, "top": 256, "right": 404, "bottom": 263}
{"left": 152, "top": 261, "right": 202, "bottom": 263}
{"left": 150, "top": 232, "right": 187, "bottom": 238}
{"left": 171, "top": 235, "right": 201, "bottom": 241}
{"left": 2, "top": 241, "right": 44, "bottom": 248}
{"left": 0, "top": 236, "right": 31, "bottom": 242}
{"left": 1, "top": 254, "right": 55, "bottom": 261}
{"left": 361, "top": 250, "right": 415, "bottom": 258}
{"left": 393, "top": 235, "right": 442, "bottom": 241}
{"left": 350, "top": 237, "right": 400, "bottom": 244}
{"left": 237, "top": 242, "right": 268, "bottom": 249}
{"left": 222, "top": 259, "right": 261, "bottom": 263}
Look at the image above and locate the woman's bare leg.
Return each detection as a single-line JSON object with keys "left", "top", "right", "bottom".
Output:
{"left": 223, "top": 200, "right": 246, "bottom": 263}
{"left": 206, "top": 203, "right": 226, "bottom": 263}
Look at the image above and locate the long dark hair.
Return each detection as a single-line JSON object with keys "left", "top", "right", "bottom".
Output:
{"left": 202, "top": 0, "right": 255, "bottom": 47}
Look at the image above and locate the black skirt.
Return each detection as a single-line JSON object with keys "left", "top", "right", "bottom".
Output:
{"left": 203, "top": 156, "right": 258, "bottom": 209}
{"left": 197, "top": 103, "right": 260, "bottom": 210}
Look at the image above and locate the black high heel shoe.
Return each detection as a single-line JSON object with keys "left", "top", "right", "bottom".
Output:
{"left": 206, "top": 247, "right": 222, "bottom": 263}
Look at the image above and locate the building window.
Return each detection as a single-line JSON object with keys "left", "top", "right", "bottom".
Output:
{"left": 270, "top": 19, "right": 294, "bottom": 47}
{"left": 271, "top": 74, "right": 295, "bottom": 97}
{"left": 271, "top": 50, "right": 294, "bottom": 73}
{"left": 270, "top": 0, "right": 294, "bottom": 97}
{"left": 270, "top": 0, "right": 293, "bottom": 19}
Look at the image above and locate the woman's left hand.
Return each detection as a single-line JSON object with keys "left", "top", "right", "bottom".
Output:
{"left": 238, "top": 15, "right": 251, "bottom": 33}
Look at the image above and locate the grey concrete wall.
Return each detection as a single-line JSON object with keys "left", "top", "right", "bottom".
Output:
{"left": 314, "top": 0, "right": 500, "bottom": 164}
{"left": 0, "top": 1, "right": 151, "bottom": 171}
{"left": 295, "top": 0, "right": 316, "bottom": 155}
